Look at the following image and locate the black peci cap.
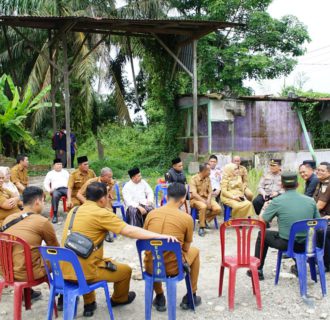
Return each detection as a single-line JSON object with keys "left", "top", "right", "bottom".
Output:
{"left": 128, "top": 167, "right": 140, "bottom": 178}
{"left": 77, "top": 156, "right": 88, "bottom": 164}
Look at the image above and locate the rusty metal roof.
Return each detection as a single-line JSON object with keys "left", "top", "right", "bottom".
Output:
{"left": 0, "top": 15, "right": 240, "bottom": 40}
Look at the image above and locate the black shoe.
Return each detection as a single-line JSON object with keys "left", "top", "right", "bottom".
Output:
{"left": 153, "top": 293, "right": 166, "bottom": 312}
{"left": 83, "top": 301, "right": 97, "bottom": 317}
{"left": 31, "top": 289, "right": 42, "bottom": 301}
{"left": 52, "top": 216, "right": 58, "bottom": 224}
{"left": 290, "top": 265, "right": 298, "bottom": 277}
{"left": 246, "top": 269, "right": 264, "bottom": 281}
{"left": 205, "top": 223, "right": 211, "bottom": 230}
{"left": 111, "top": 291, "right": 136, "bottom": 307}
{"left": 57, "top": 294, "right": 63, "bottom": 311}
{"left": 180, "top": 293, "right": 201, "bottom": 310}
{"left": 105, "top": 232, "right": 114, "bottom": 243}
{"left": 198, "top": 228, "right": 205, "bottom": 237}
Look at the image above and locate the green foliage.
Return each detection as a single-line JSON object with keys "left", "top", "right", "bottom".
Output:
{"left": 0, "top": 74, "right": 51, "bottom": 155}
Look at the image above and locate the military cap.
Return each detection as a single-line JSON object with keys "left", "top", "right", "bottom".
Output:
{"left": 53, "top": 158, "right": 62, "bottom": 164}
{"left": 77, "top": 156, "right": 88, "bottom": 164}
{"left": 281, "top": 172, "right": 298, "bottom": 188}
{"left": 270, "top": 159, "right": 282, "bottom": 166}
{"left": 172, "top": 157, "right": 182, "bottom": 165}
{"left": 128, "top": 167, "right": 140, "bottom": 178}
{"left": 302, "top": 160, "right": 316, "bottom": 169}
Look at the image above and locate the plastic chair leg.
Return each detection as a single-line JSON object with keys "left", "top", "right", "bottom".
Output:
{"left": 120, "top": 206, "right": 127, "bottom": 222}
{"left": 50, "top": 205, "right": 54, "bottom": 219}
{"left": 166, "top": 280, "right": 177, "bottom": 320}
{"left": 218, "top": 266, "right": 225, "bottom": 297}
{"left": 62, "top": 197, "right": 67, "bottom": 212}
{"left": 0, "top": 281, "right": 5, "bottom": 302}
{"left": 46, "top": 287, "right": 55, "bottom": 320}
{"left": 184, "top": 273, "right": 195, "bottom": 311}
{"left": 144, "top": 278, "right": 154, "bottom": 320}
{"left": 250, "top": 267, "right": 262, "bottom": 310}
{"left": 316, "top": 254, "right": 327, "bottom": 297}
{"left": 296, "top": 255, "right": 308, "bottom": 297}
{"left": 308, "top": 257, "right": 317, "bottom": 283}
{"left": 24, "top": 287, "right": 32, "bottom": 310}
{"left": 214, "top": 217, "right": 219, "bottom": 230}
{"left": 14, "top": 284, "right": 23, "bottom": 320}
{"left": 228, "top": 267, "right": 237, "bottom": 311}
{"left": 275, "top": 251, "right": 283, "bottom": 285}
{"left": 191, "top": 208, "right": 197, "bottom": 230}
{"left": 251, "top": 270, "right": 256, "bottom": 295}
{"left": 63, "top": 293, "right": 77, "bottom": 320}
{"left": 103, "top": 283, "right": 114, "bottom": 320}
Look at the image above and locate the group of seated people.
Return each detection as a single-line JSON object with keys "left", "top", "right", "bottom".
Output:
{"left": 0, "top": 153, "right": 329, "bottom": 317}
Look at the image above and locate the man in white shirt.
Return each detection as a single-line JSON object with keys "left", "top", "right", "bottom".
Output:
{"left": 208, "top": 155, "right": 222, "bottom": 203}
{"left": 122, "top": 167, "right": 154, "bottom": 227}
{"left": 43, "top": 158, "right": 69, "bottom": 223}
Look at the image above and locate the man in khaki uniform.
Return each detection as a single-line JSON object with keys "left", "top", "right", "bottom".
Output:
{"left": 1, "top": 186, "right": 59, "bottom": 299}
{"left": 77, "top": 167, "right": 115, "bottom": 208}
{"left": 232, "top": 155, "right": 253, "bottom": 200}
{"left": 10, "top": 154, "right": 29, "bottom": 194}
{"left": 253, "top": 159, "right": 283, "bottom": 215}
{"left": 190, "top": 163, "right": 221, "bottom": 237}
{"left": 0, "top": 171, "right": 22, "bottom": 226}
{"left": 144, "top": 183, "right": 201, "bottom": 312}
{"left": 67, "top": 155, "right": 96, "bottom": 208}
{"left": 61, "top": 182, "right": 178, "bottom": 317}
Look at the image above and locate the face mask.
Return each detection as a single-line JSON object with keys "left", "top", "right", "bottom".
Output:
{"left": 63, "top": 130, "right": 67, "bottom": 134}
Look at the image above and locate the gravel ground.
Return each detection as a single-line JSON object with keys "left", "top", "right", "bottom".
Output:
{"left": 1, "top": 176, "right": 329, "bottom": 320}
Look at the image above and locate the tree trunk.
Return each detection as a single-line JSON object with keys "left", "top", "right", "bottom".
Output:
{"left": 97, "top": 138, "right": 104, "bottom": 160}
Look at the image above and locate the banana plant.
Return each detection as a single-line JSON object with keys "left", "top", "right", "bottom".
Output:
{"left": 0, "top": 74, "right": 53, "bottom": 154}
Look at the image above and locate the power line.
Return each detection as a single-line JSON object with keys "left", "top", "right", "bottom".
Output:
{"left": 304, "top": 44, "right": 330, "bottom": 55}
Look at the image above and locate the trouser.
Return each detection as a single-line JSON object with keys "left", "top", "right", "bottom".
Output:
{"left": 254, "top": 230, "right": 305, "bottom": 270}
{"left": 56, "top": 150, "right": 67, "bottom": 167}
{"left": 126, "top": 205, "right": 154, "bottom": 227}
{"left": 317, "top": 226, "right": 330, "bottom": 268}
{"left": 190, "top": 199, "right": 221, "bottom": 228}
{"left": 71, "top": 153, "right": 75, "bottom": 168}
{"left": 154, "top": 247, "right": 200, "bottom": 295}
{"left": 51, "top": 187, "right": 67, "bottom": 216}
{"left": 83, "top": 260, "right": 132, "bottom": 304}
{"left": 252, "top": 194, "right": 265, "bottom": 215}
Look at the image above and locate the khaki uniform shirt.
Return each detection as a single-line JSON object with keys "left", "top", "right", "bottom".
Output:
{"left": 313, "top": 179, "right": 330, "bottom": 216}
{"left": 0, "top": 186, "right": 20, "bottom": 226}
{"left": 61, "top": 200, "right": 127, "bottom": 281}
{"left": 144, "top": 203, "right": 194, "bottom": 273}
{"left": 78, "top": 177, "right": 115, "bottom": 208}
{"left": 220, "top": 175, "right": 245, "bottom": 199}
{"left": 68, "top": 169, "right": 96, "bottom": 199}
{"left": 257, "top": 172, "right": 283, "bottom": 196}
{"left": 239, "top": 165, "right": 248, "bottom": 186}
{"left": 10, "top": 164, "right": 28, "bottom": 193}
{"left": 1, "top": 212, "right": 59, "bottom": 281}
{"left": 189, "top": 174, "right": 212, "bottom": 200}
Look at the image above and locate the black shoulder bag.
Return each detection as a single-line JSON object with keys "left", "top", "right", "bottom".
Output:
{"left": 64, "top": 207, "right": 103, "bottom": 259}
{"left": 0, "top": 212, "right": 33, "bottom": 232}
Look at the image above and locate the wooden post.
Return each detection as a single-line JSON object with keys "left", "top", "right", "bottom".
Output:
{"left": 48, "top": 30, "right": 57, "bottom": 134}
{"left": 62, "top": 33, "right": 72, "bottom": 168}
{"left": 192, "top": 40, "right": 198, "bottom": 161}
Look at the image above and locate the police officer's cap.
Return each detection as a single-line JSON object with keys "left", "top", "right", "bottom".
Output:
{"left": 77, "top": 156, "right": 88, "bottom": 164}
{"left": 270, "top": 159, "right": 281, "bottom": 166}
{"left": 172, "top": 157, "right": 182, "bottom": 165}
{"left": 128, "top": 167, "right": 140, "bottom": 178}
{"left": 302, "top": 160, "right": 316, "bottom": 169}
{"left": 281, "top": 172, "right": 298, "bottom": 188}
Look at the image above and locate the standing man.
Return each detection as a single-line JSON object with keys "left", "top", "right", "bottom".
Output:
{"left": 144, "top": 183, "right": 201, "bottom": 312}
{"left": 67, "top": 156, "right": 96, "bottom": 209}
{"left": 70, "top": 131, "right": 77, "bottom": 169}
{"left": 314, "top": 162, "right": 330, "bottom": 272}
{"left": 249, "top": 173, "right": 320, "bottom": 280}
{"left": 208, "top": 155, "right": 222, "bottom": 203}
{"left": 43, "top": 159, "right": 70, "bottom": 223}
{"left": 52, "top": 125, "right": 67, "bottom": 167}
{"left": 1, "top": 186, "right": 59, "bottom": 299}
{"left": 252, "top": 159, "right": 283, "bottom": 216}
{"left": 165, "top": 157, "right": 187, "bottom": 185}
{"left": 122, "top": 167, "right": 154, "bottom": 227}
{"left": 232, "top": 155, "right": 253, "bottom": 200}
{"left": 190, "top": 163, "right": 222, "bottom": 237}
{"left": 10, "top": 154, "right": 29, "bottom": 194}
{"left": 299, "top": 162, "right": 319, "bottom": 197}
{"left": 61, "top": 182, "right": 177, "bottom": 317}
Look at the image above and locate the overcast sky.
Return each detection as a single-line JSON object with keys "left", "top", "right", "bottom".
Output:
{"left": 248, "top": 0, "right": 330, "bottom": 95}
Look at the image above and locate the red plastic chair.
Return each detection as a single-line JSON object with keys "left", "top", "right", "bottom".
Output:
{"left": 0, "top": 233, "right": 57, "bottom": 320}
{"left": 49, "top": 196, "right": 67, "bottom": 218}
{"left": 218, "top": 219, "right": 266, "bottom": 311}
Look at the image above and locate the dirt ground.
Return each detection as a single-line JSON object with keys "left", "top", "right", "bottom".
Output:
{"left": 1, "top": 177, "right": 329, "bottom": 320}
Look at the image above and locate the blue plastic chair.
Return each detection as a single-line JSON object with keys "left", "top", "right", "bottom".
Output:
{"left": 38, "top": 246, "right": 114, "bottom": 320}
{"left": 155, "top": 184, "right": 168, "bottom": 208}
{"left": 136, "top": 239, "right": 195, "bottom": 320}
{"left": 223, "top": 205, "right": 232, "bottom": 222}
{"left": 275, "top": 219, "right": 328, "bottom": 297}
{"left": 112, "top": 183, "right": 127, "bottom": 222}
{"left": 190, "top": 208, "right": 219, "bottom": 230}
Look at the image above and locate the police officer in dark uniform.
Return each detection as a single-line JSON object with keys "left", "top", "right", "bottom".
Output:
{"left": 165, "top": 157, "right": 187, "bottom": 185}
